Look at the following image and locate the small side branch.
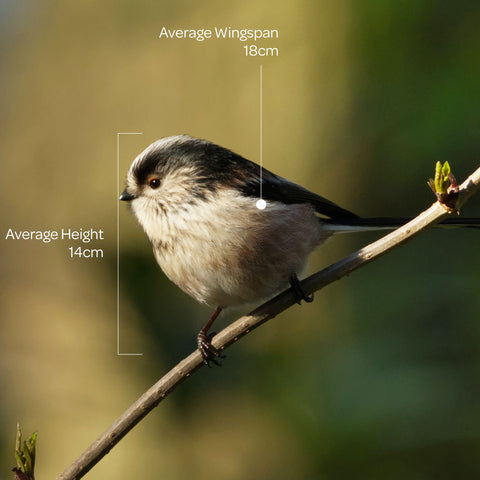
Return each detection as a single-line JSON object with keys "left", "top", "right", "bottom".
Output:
{"left": 56, "top": 165, "right": 480, "bottom": 480}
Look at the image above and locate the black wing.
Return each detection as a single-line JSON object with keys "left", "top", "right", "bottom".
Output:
{"left": 189, "top": 139, "right": 359, "bottom": 220}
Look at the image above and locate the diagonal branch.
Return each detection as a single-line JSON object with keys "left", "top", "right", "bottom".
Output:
{"left": 56, "top": 165, "right": 480, "bottom": 480}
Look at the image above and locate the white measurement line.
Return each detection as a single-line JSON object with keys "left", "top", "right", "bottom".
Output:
{"left": 260, "top": 63, "right": 262, "bottom": 196}
{"left": 117, "top": 132, "right": 143, "bottom": 356}
{"left": 256, "top": 64, "right": 266, "bottom": 210}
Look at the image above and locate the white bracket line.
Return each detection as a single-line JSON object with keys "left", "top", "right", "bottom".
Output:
{"left": 117, "top": 132, "right": 144, "bottom": 356}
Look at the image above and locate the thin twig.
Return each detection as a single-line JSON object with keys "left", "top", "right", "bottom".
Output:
{"left": 57, "top": 166, "right": 480, "bottom": 480}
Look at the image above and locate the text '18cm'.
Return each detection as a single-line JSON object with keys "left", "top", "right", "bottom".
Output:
{"left": 244, "top": 46, "right": 279, "bottom": 57}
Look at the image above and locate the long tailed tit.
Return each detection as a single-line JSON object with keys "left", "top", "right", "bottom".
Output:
{"left": 120, "top": 135, "right": 479, "bottom": 364}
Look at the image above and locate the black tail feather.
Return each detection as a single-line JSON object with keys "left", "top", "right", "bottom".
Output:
{"left": 323, "top": 217, "right": 480, "bottom": 230}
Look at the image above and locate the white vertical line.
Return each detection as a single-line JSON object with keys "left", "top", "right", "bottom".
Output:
{"left": 259, "top": 64, "right": 263, "bottom": 199}
{"left": 117, "top": 132, "right": 143, "bottom": 356}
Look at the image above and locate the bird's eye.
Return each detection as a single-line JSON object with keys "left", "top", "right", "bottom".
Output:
{"left": 148, "top": 177, "right": 161, "bottom": 189}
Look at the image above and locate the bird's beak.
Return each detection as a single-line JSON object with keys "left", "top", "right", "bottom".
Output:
{"left": 119, "top": 189, "right": 136, "bottom": 202}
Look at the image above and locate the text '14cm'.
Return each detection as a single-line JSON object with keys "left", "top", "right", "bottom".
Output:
{"left": 69, "top": 246, "right": 104, "bottom": 259}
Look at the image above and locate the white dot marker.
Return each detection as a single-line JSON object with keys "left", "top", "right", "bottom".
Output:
{"left": 256, "top": 199, "right": 267, "bottom": 210}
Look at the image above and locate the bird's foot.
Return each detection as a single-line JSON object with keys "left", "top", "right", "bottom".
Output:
{"left": 290, "top": 274, "right": 314, "bottom": 304}
{"left": 197, "top": 330, "right": 226, "bottom": 367}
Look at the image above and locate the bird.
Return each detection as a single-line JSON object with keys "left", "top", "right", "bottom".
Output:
{"left": 120, "top": 134, "right": 479, "bottom": 365}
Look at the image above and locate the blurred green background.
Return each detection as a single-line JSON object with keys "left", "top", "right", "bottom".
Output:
{"left": 1, "top": 1, "right": 480, "bottom": 479}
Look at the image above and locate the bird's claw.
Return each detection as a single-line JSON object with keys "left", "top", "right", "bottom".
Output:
{"left": 197, "top": 331, "right": 226, "bottom": 367}
{"left": 290, "top": 274, "right": 314, "bottom": 304}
